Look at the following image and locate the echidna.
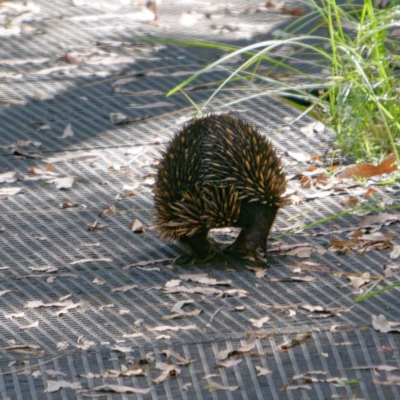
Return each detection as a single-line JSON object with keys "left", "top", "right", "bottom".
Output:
{"left": 154, "top": 114, "right": 287, "bottom": 264}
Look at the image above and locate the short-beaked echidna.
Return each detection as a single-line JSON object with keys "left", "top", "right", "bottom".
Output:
{"left": 153, "top": 114, "right": 287, "bottom": 264}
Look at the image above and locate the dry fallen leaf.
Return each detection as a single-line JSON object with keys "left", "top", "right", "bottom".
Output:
{"left": 372, "top": 314, "right": 400, "bottom": 333}
{"left": 112, "top": 284, "right": 138, "bottom": 292}
{"left": 245, "top": 265, "right": 267, "bottom": 278}
{"left": 337, "top": 156, "right": 397, "bottom": 179}
{"left": 94, "top": 384, "right": 151, "bottom": 394}
{"left": 20, "top": 321, "right": 39, "bottom": 330}
{"left": 60, "top": 123, "right": 74, "bottom": 139}
{"left": 217, "top": 333, "right": 256, "bottom": 360}
{"left": 45, "top": 380, "right": 82, "bottom": 393}
{"left": 48, "top": 176, "right": 75, "bottom": 189}
{"left": 130, "top": 219, "right": 144, "bottom": 233}
{"left": 255, "top": 366, "right": 272, "bottom": 376}
{"left": 162, "top": 349, "right": 191, "bottom": 365}
{"left": 204, "top": 381, "right": 239, "bottom": 392}
{"left": 149, "top": 325, "right": 198, "bottom": 332}
{"left": 249, "top": 315, "right": 270, "bottom": 328}
{"left": 152, "top": 361, "right": 181, "bottom": 384}
{"left": 179, "top": 273, "right": 232, "bottom": 286}
{"left": 216, "top": 358, "right": 243, "bottom": 368}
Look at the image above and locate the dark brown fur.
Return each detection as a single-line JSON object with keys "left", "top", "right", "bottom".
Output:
{"left": 153, "top": 114, "right": 287, "bottom": 263}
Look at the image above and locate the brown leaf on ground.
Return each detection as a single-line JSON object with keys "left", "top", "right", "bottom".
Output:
{"left": 337, "top": 156, "right": 397, "bottom": 179}
{"left": 281, "top": 7, "right": 304, "bottom": 17}
{"left": 330, "top": 236, "right": 357, "bottom": 248}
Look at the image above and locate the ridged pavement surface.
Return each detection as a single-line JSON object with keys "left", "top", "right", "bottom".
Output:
{"left": 1, "top": 1, "right": 400, "bottom": 399}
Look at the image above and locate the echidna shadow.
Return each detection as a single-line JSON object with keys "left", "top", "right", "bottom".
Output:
{"left": 154, "top": 114, "right": 288, "bottom": 264}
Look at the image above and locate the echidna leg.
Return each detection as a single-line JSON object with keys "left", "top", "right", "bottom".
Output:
{"left": 227, "top": 208, "right": 279, "bottom": 263}
{"left": 175, "top": 228, "right": 215, "bottom": 264}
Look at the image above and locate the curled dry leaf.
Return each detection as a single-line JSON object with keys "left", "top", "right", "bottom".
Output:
{"left": 285, "top": 246, "right": 314, "bottom": 258}
{"left": 276, "top": 333, "right": 311, "bottom": 352}
{"left": 161, "top": 309, "right": 201, "bottom": 320}
{"left": 98, "top": 203, "right": 117, "bottom": 217}
{"left": 171, "top": 299, "right": 194, "bottom": 314}
{"left": 390, "top": 245, "right": 400, "bottom": 260}
{"left": 182, "top": 383, "right": 192, "bottom": 391}
{"left": 359, "top": 212, "right": 400, "bottom": 228}
{"left": 372, "top": 314, "right": 400, "bottom": 333}
{"left": 348, "top": 274, "right": 370, "bottom": 289}
{"left": 130, "top": 219, "right": 144, "bottom": 232}
{"left": 217, "top": 333, "right": 256, "bottom": 361}
{"left": 383, "top": 263, "right": 399, "bottom": 277}
{"left": 152, "top": 361, "right": 181, "bottom": 384}
{"left": 162, "top": 349, "right": 191, "bottom": 365}
{"left": 87, "top": 219, "right": 109, "bottom": 231}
